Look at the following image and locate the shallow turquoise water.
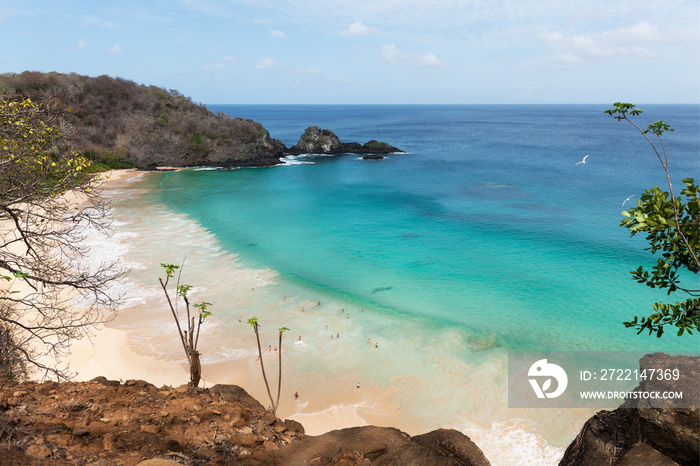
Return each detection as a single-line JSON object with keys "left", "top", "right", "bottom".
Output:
{"left": 152, "top": 104, "right": 699, "bottom": 352}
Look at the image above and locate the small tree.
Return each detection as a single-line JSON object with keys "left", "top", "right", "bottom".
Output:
{"left": 247, "top": 317, "right": 289, "bottom": 414}
{"left": 159, "top": 263, "right": 212, "bottom": 387}
{"left": 605, "top": 103, "right": 699, "bottom": 337}
{"left": 1, "top": 94, "right": 125, "bottom": 380}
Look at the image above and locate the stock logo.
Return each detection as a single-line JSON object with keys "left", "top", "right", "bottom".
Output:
{"left": 528, "top": 359, "right": 568, "bottom": 399}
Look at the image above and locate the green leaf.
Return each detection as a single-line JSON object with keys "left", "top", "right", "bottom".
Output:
{"left": 177, "top": 284, "right": 192, "bottom": 298}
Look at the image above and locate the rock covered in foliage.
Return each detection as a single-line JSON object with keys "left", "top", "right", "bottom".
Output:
{"left": 287, "top": 126, "right": 402, "bottom": 156}
{"left": 0, "top": 72, "right": 286, "bottom": 169}
{"left": 559, "top": 353, "right": 700, "bottom": 466}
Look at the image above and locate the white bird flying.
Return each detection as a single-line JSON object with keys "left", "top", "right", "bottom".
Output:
{"left": 622, "top": 195, "right": 635, "bottom": 208}
{"left": 575, "top": 155, "right": 589, "bottom": 165}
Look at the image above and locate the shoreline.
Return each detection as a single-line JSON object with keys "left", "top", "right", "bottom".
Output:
{"left": 63, "top": 168, "right": 379, "bottom": 436}
{"left": 38, "top": 168, "right": 577, "bottom": 465}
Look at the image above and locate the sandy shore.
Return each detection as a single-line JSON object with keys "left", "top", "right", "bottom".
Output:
{"left": 54, "top": 168, "right": 379, "bottom": 436}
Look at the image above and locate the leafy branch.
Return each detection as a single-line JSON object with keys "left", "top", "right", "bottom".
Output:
{"left": 605, "top": 103, "right": 700, "bottom": 337}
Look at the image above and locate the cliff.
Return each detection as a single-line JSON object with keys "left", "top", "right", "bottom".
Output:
{"left": 0, "top": 72, "right": 402, "bottom": 169}
{"left": 0, "top": 72, "right": 286, "bottom": 169}
{"left": 0, "top": 377, "right": 489, "bottom": 465}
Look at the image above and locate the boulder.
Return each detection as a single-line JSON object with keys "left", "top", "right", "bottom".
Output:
{"left": 559, "top": 353, "right": 699, "bottom": 466}
{"left": 244, "top": 425, "right": 490, "bottom": 465}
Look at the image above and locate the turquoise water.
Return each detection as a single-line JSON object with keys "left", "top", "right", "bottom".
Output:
{"left": 106, "top": 105, "right": 699, "bottom": 464}
{"left": 155, "top": 105, "right": 698, "bottom": 352}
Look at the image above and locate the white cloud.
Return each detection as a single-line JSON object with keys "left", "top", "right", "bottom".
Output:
{"left": 381, "top": 45, "right": 448, "bottom": 69}
{"left": 73, "top": 39, "right": 90, "bottom": 50}
{"left": 381, "top": 44, "right": 408, "bottom": 65}
{"left": 256, "top": 57, "right": 275, "bottom": 69}
{"left": 415, "top": 53, "right": 449, "bottom": 68}
{"left": 221, "top": 55, "right": 237, "bottom": 62}
{"left": 269, "top": 28, "right": 287, "bottom": 39}
{"left": 107, "top": 44, "right": 123, "bottom": 54}
{"left": 341, "top": 21, "right": 376, "bottom": 36}
{"left": 540, "top": 22, "right": 665, "bottom": 64}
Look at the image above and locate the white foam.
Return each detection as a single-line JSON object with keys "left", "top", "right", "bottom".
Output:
{"left": 458, "top": 419, "right": 564, "bottom": 466}
{"left": 280, "top": 155, "right": 315, "bottom": 165}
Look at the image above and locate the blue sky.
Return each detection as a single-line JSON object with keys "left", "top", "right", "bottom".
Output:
{"left": 1, "top": 0, "right": 698, "bottom": 104}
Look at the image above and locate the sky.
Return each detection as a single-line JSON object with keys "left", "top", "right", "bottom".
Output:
{"left": 1, "top": 0, "right": 698, "bottom": 104}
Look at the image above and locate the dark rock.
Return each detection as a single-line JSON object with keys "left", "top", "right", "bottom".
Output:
{"left": 617, "top": 443, "right": 680, "bottom": 466}
{"left": 244, "top": 425, "right": 490, "bottom": 465}
{"left": 362, "top": 154, "right": 384, "bottom": 160}
{"left": 210, "top": 384, "right": 266, "bottom": 412}
{"left": 289, "top": 126, "right": 343, "bottom": 154}
{"left": 412, "top": 428, "right": 491, "bottom": 466}
{"left": 287, "top": 126, "right": 402, "bottom": 156}
{"left": 91, "top": 376, "right": 120, "bottom": 387}
{"left": 125, "top": 379, "right": 153, "bottom": 388}
{"left": 165, "top": 439, "right": 184, "bottom": 452}
{"left": 284, "top": 418, "right": 305, "bottom": 434}
{"left": 362, "top": 140, "right": 398, "bottom": 153}
{"left": 559, "top": 353, "right": 700, "bottom": 466}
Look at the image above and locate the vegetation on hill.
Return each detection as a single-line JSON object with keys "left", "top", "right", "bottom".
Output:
{"left": 0, "top": 71, "right": 285, "bottom": 169}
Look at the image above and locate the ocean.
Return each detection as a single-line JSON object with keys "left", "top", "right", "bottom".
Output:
{"left": 99, "top": 104, "right": 699, "bottom": 465}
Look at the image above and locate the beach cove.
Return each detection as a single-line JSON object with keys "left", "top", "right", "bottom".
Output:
{"left": 66, "top": 105, "right": 699, "bottom": 466}
{"left": 68, "top": 169, "right": 573, "bottom": 465}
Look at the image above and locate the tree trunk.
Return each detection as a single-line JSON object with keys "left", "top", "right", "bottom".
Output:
{"left": 189, "top": 350, "right": 201, "bottom": 387}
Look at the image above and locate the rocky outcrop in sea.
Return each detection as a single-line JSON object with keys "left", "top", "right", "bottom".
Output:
{"left": 286, "top": 126, "right": 403, "bottom": 156}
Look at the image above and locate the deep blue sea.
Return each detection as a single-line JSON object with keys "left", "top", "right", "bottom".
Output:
{"left": 105, "top": 105, "right": 699, "bottom": 465}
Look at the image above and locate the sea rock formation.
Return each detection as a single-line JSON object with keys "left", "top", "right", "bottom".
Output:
{"left": 559, "top": 353, "right": 700, "bottom": 466}
{"left": 287, "top": 126, "right": 402, "bottom": 156}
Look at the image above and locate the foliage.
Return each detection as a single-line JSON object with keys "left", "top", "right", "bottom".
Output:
{"left": 605, "top": 103, "right": 699, "bottom": 337}
{"left": 247, "top": 317, "right": 289, "bottom": 414}
{"left": 0, "top": 94, "right": 125, "bottom": 380}
{"left": 158, "top": 262, "right": 212, "bottom": 387}
{"left": 0, "top": 71, "right": 284, "bottom": 169}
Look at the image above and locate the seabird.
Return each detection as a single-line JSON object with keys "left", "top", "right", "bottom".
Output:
{"left": 622, "top": 195, "right": 635, "bottom": 208}
{"left": 575, "top": 155, "right": 589, "bottom": 165}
